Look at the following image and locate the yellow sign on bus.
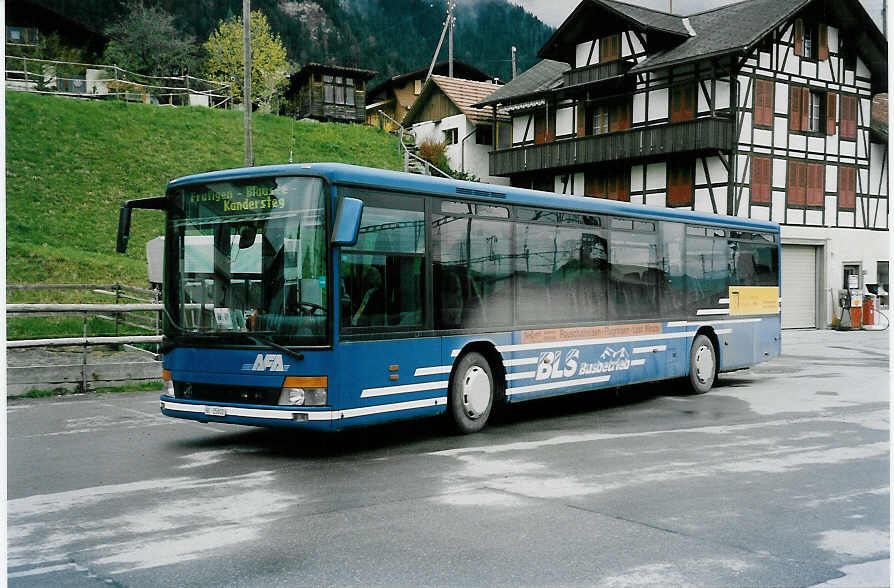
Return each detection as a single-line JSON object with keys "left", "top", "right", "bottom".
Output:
{"left": 728, "top": 286, "right": 780, "bottom": 315}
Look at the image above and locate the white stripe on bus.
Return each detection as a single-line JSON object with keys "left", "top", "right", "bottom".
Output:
{"left": 666, "top": 318, "right": 763, "bottom": 327}
{"left": 161, "top": 397, "right": 448, "bottom": 421}
{"left": 361, "top": 380, "right": 448, "bottom": 398}
{"left": 696, "top": 308, "right": 731, "bottom": 315}
{"left": 452, "top": 330, "right": 700, "bottom": 357}
{"left": 632, "top": 345, "right": 666, "bottom": 354}
{"left": 718, "top": 298, "right": 730, "bottom": 304}
{"left": 414, "top": 365, "right": 453, "bottom": 376}
{"left": 630, "top": 359, "right": 646, "bottom": 366}
{"left": 503, "top": 357, "right": 539, "bottom": 367}
{"left": 506, "top": 371, "right": 537, "bottom": 381}
{"left": 508, "top": 375, "right": 611, "bottom": 396}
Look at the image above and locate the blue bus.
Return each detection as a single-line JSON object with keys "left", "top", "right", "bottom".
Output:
{"left": 117, "top": 163, "right": 780, "bottom": 434}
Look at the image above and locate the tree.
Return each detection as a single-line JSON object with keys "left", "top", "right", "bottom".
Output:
{"left": 203, "top": 11, "right": 290, "bottom": 112}
{"left": 102, "top": 2, "right": 198, "bottom": 77}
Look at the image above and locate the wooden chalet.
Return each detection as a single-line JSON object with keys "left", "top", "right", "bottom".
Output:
{"left": 285, "top": 63, "right": 377, "bottom": 123}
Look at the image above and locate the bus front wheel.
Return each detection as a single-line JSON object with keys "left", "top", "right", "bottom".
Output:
{"left": 448, "top": 351, "right": 495, "bottom": 434}
{"left": 688, "top": 334, "right": 717, "bottom": 394}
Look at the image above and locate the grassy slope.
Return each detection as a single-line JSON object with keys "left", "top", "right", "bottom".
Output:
{"left": 6, "top": 91, "right": 403, "bottom": 289}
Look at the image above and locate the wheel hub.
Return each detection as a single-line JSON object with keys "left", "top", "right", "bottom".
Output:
{"left": 462, "top": 366, "right": 491, "bottom": 419}
{"left": 694, "top": 345, "right": 715, "bottom": 384}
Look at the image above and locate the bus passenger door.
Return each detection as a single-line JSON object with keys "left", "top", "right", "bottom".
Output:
{"left": 661, "top": 221, "right": 687, "bottom": 378}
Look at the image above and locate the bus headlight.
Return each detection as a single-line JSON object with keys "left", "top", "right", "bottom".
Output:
{"left": 162, "top": 369, "right": 174, "bottom": 396}
{"left": 279, "top": 376, "right": 327, "bottom": 406}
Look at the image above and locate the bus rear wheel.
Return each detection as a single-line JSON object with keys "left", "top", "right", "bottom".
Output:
{"left": 688, "top": 334, "right": 717, "bottom": 394}
{"left": 448, "top": 351, "right": 495, "bottom": 434}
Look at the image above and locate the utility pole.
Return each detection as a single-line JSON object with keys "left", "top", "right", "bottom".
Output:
{"left": 511, "top": 46, "right": 517, "bottom": 79}
{"left": 243, "top": 0, "right": 253, "bottom": 167}
{"left": 448, "top": 1, "right": 455, "bottom": 77}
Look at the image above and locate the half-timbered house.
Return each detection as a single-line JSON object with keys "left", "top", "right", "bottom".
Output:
{"left": 476, "top": 0, "right": 888, "bottom": 328}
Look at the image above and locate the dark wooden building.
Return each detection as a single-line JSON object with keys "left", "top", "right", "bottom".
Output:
{"left": 284, "top": 63, "right": 377, "bottom": 123}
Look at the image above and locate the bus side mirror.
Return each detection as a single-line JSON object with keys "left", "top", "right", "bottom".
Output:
{"left": 115, "top": 196, "right": 167, "bottom": 254}
{"left": 332, "top": 197, "right": 363, "bottom": 246}
{"left": 117, "top": 206, "right": 132, "bottom": 253}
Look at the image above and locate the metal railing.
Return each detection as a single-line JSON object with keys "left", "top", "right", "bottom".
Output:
{"left": 376, "top": 110, "right": 452, "bottom": 178}
{"left": 5, "top": 56, "right": 232, "bottom": 108}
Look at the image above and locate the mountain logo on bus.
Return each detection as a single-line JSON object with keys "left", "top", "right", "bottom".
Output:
{"left": 244, "top": 353, "right": 290, "bottom": 372}
{"left": 579, "top": 347, "right": 630, "bottom": 375}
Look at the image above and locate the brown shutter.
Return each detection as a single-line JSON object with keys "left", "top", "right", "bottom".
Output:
{"left": 803, "top": 87, "right": 812, "bottom": 132}
{"left": 818, "top": 24, "right": 828, "bottom": 60}
{"left": 807, "top": 163, "right": 824, "bottom": 206}
{"left": 534, "top": 109, "right": 547, "bottom": 144}
{"left": 751, "top": 156, "right": 771, "bottom": 203}
{"left": 839, "top": 166, "right": 856, "bottom": 209}
{"left": 789, "top": 85, "right": 802, "bottom": 131}
{"left": 615, "top": 101, "right": 631, "bottom": 130}
{"left": 585, "top": 172, "right": 605, "bottom": 198}
{"left": 787, "top": 161, "right": 807, "bottom": 206}
{"left": 600, "top": 34, "right": 619, "bottom": 63}
{"left": 826, "top": 92, "right": 837, "bottom": 135}
{"left": 617, "top": 170, "right": 630, "bottom": 202}
{"left": 755, "top": 79, "right": 773, "bottom": 127}
{"left": 667, "top": 160, "right": 693, "bottom": 206}
{"left": 841, "top": 95, "right": 857, "bottom": 139}
{"left": 577, "top": 104, "right": 587, "bottom": 137}
{"left": 794, "top": 19, "right": 803, "bottom": 56}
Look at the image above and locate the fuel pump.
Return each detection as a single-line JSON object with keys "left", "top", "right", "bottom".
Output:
{"left": 837, "top": 274, "right": 863, "bottom": 330}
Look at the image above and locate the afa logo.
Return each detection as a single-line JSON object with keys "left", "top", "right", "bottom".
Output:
{"left": 244, "top": 353, "right": 290, "bottom": 372}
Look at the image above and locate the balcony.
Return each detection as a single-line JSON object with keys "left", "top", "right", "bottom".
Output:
{"left": 490, "top": 117, "right": 733, "bottom": 177}
{"left": 561, "top": 60, "right": 631, "bottom": 88}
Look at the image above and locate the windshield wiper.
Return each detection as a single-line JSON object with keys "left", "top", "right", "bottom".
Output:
{"left": 243, "top": 333, "right": 305, "bottom": 362}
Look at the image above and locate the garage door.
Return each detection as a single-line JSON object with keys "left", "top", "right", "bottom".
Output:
{"left": 781, "top": 245, "right": 817, "bottom": 328}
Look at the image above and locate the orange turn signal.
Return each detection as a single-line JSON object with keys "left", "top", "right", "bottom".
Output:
{"left": 162, "top": 369, "right": 171, "bottom": 381}
{"left": 283, "top": 376, "right": 328, "bottom": 388}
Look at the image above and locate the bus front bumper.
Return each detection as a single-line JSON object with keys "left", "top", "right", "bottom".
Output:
{"left": 160, "top": 396, "right": 335, "bottom": 431}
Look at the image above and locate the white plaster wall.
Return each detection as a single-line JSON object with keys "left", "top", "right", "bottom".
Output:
{"left": 827, "top": 26, "right": 838, "bottom": 52}
{"left": 646, "top": 162, "right": 666, "bottom": 190}
{"left": 633, "top": 93, "right": 646, "bottom": 124}
{"left": 512, "top": 114, "right": 533, "bottom": 144}
{"left": 555, "top": 106, "right": 574, "bottom": 137}
{"left": 573, "top": 172, "right": 585, "bottom": 195}
{"left": 870, "top": 143, "right": 888, "bottom": 196}
{"left": 648, "top": 88, "right": 668, "bottom": 121}
{"left": 781, "top": 225, "right": 890, "bottom": 325}
{"left": 856, "top": 57, "right": 870, "bottom": 78}
{"left": 714, "top": 81, "right": 730, "bottom": 110}
{"left": 575, "top": 41, "right": 595, "bottom": 68}
{"left": 631, "top": 164, "right": 644, "bottom": 192}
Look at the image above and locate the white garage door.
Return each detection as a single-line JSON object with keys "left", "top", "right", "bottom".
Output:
{"left": 781, "top": 245, "right": 817, "bottom": 328}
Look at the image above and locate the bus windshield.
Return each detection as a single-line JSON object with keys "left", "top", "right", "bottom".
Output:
{"left": 167, "top": 176, "right": 328, "bottom": 346}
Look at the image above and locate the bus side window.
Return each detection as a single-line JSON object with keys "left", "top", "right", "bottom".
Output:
{"left": 338, "top": 190, "right": 424, "bottom": 332}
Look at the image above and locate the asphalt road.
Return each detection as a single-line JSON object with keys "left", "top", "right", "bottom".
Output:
{"left": 7, "top": 329, "right": 889, "bottom": 587}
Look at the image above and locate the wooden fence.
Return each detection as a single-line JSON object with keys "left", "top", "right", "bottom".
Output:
{"left": 7, "top": 284, "right": 164, "bottom": 396}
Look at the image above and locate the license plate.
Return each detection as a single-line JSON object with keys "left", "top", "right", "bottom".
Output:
{"left": 204, "top": 406, "right": 227, "bottom": 417}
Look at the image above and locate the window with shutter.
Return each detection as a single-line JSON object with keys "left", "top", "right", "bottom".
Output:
{"left": 754, "top": 79, "right": 773, "bottom": 128}
{"left": 840, "top": 94, "right": 857, "bottom": 139}
{"left": 818, "top": 24, "right": 828, "bottom": 60}
{"left": 839, "top": 165, "right": 856, "bottom": 209}
{"left": 807, "top": 90, "right": 824, "bottom": 133}
{"left": 794, "top": 19, "right": 803, "bottom": 56}
{"left": 593, "top": 105, "right": 609, "bottom": 135}
{"left": 667, "top": 160, "right": 694, "bottom": 206}
{"left": 807, "top": 163, "right": 824, "bottom": 206}
{"left": 751, "top": 156, "right": 772, "bottom": 203}
{"left": 612, "top": 100, "right": 631, "bottom": 131}
{"left": 600, "top": 34, "right": 620, "bottom": 63}
{"left": 787, "top": 161, "right": 807, "bottom": 206}
{"left": 585, "top": 168, "right": 629, "bottom": 201}
{"left": 826, "top": 92, "right": 837, "bottom": 135}
{"left": 800, "top": 87, "right": 809, "bottom": 131}
{"left": 789, "top": 85, "right": 802, "bottom": 131}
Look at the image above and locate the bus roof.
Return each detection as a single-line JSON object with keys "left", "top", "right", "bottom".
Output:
{"left": 167, "top": 162, "right": 779, "bottom": 232}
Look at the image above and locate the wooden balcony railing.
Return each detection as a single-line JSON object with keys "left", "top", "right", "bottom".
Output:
{"left": 490, "top": 117, "right": 733, "bottom": 177}
{"left": 562, "top": 60, "right": 631, "bottom": 87}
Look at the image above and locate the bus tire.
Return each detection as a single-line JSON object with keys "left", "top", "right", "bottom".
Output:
{"left": 688, "top": 334, "right": 717, "bottom": 394}
{"left": 448, "top": 351, "right": 495, "bottom": 434}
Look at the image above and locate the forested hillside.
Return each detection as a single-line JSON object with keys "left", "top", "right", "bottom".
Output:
{"left": 31, "top": 0, "right": 554, "bottom": 84}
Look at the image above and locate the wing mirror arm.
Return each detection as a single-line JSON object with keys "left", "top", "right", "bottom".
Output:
{"left": 117, "top": 196, "right": 167, "bottom": 253}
